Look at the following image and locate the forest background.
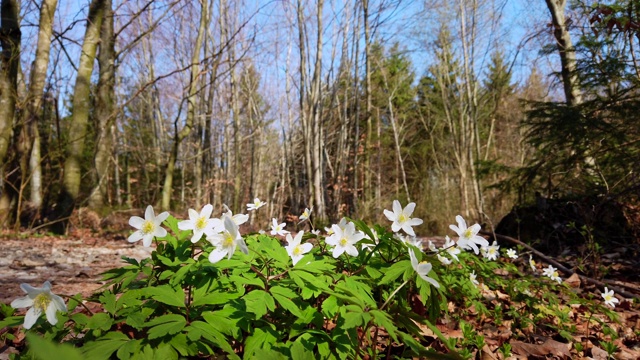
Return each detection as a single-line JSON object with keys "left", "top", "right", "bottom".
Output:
{"left": 0, "top": 0, "right": 638, "bottom": 237}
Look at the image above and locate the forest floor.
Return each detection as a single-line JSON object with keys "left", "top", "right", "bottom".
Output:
{"left": 1, "top": 212, "right": 640, "bottom": 359}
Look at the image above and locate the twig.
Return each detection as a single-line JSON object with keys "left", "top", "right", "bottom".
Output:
{"left": 480, "top": 230, "right": 638, "bottom": 299}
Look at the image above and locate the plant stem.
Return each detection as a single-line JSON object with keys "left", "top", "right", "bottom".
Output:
{"left": 381, "top": 279, "right": 410, "bottom": 311}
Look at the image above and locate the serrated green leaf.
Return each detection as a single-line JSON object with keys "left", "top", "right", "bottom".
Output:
{"left": 146, "top": 285, "right": 185, "bottom": 307}
{"left": 243, "top": 290, "right": 275, "bottom": 319}
{"left": 321, "top": 295, "right": 340, "bottom": 319}
{"left": 26, "top": 333, "right": 83, "bottom": 360}
{"left": 188, "top": 321, "right": 239, "bottom": 360}
{"left": 155, "top": 342, "right": 178, "bottom": 360}
{"left": 170, "top": 262, "right": 194, "bottom": 286}
{"left": 0, "top": 316, "right": 24, "bottom": 329}
{"left": 230, "top": 274, "right": 265, "bottom": 289}
{"left": 87, "top": 312, "right": 113, "bottom": 331}
{"left": 244, "top": 327, "right": 278, "bottom": 360}
{"left": 272, "top": 293, "right": 304, "bottom": 318}
{"left": 380, "top": 260, "right": 410, "bottom": 285}
{"left": 82, "top": 332, "right": 130, "bottom": 360}
{"left": 99, "top": 292, "right": 117, "bottom": 315}
{"left": 116, "top": 339, "right": 141, "bottom": 360}
{"left": 192, "top": 290, "right": 243, "bottom": 307}
{"left": 145, "top": 314, "right": 187, "bottom": 340}
{"left": 202, "top": 311, "right": 237, "bottom": 336}
{"left": 370, "top": 309, "right": 398, "bottom": 342}
{"left": 170, "top": 333, "right": 194, "bottom": 357}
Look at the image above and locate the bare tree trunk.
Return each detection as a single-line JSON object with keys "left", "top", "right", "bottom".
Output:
{"left": 0, "top": 0, "right": 20, "bottom": 226}
{"left": 89, "top": 0, "right": 115, "bottom": 210}
{"left": 160, "top": 0, "right": 207, "bottom": 210}
{"left": 311, "top": 0, "right": 326, "bottom": 221}
{"left": 544, "top": 0, "right": 582, "bottom": 106}
{"left": 55, "top": 0, "right": 105, "bottom": 232}
{"left": 26, "top": 0, "right": 58, "bottom": 210}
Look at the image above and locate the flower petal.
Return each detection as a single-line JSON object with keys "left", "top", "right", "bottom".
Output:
{"left": 23, "top": 307, "right": 40, "bottom": 329}
{"left": 178, "top": 220, "right": 193, "bottom": 231}
{"left": 455, "top": 215, "right": 467, "bottom": 230}
{"left": 392, "top": 200, "right": 402, "bottom": 214}
{"left": 154, "top": 227, "right": 168, "bottom": 239}
{"left": 300, "top": 243, "right": 313, "bottom": 253}
{"left": 201, "top": 204, "right": 213, "bottom": 219}
{"left": 156, "top": 211, "right": 170, "bottom": 224}
{"left": 128, "top": 231, "right": 143, "bottom": 243}
{"left": 51, "top": 294, "right": 67, "bottom": 312}
{"left": 11, "top": 295, "right": 34, "bottom": 309}
{"left": 237, "top": 239, "right": 249, "bottom": 255}
{"left": 383, "top": 209, "right": 395, "bottom": 222}
{"left": 45, "top": 302, "right": 59, "bottom": 325}
{"left": 20, "top": 283, "right": 40, "bottom": 295}
{"left": 401, "top": 224, "right": 416, "bottom": 236}
{"left": 208, "top": 248, "right": 228, "bottom": 263}
{"left": 144, "top": 205, "right": 155, "bottom": 220}
{"left": 345, "top": 245, "right": 359, "bottom": 257}
{"left": 129, "top": 216, "right": 144, "bottom": 229}
{"left": 404, "top": 202, "right": 416, "bottom": 216}
{"left": 142, "top": 234, "right": 154, "bottom": 247}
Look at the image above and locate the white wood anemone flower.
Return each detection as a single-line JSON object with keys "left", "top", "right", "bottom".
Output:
{"left": 408, "top": 249, "right": 440, "bottom": 288}
{"left": 247, "top": 198, "right": 266, "bottom": 211}
{"left": 601, "top": 287, "right": 619, "bottom": 308}
{"left": 11, "top": 281, "right": 67, "bottom": 329}
{"left": 284, "top": 231, "right": 313, "bottom": 265}
{"left": 542, "top": 265, "right": 562, "bottom": 284}
{"left": 449, "top": 215, "right": 489, "bottom": 255}
{"left": 383, "top": 200, "right": 423, "bottom": 236}
{"left": 222, "top": 204, "right": 249, "bottom": 226}
{"left": 207, "top": 215, "right": 249, "bottom": 263}
{"left": 325, "top": 221, "right": 365, "bottom": 258}
{"left": 128, "top": 205, "right": 169, "bottom": 247}
{"left": 270, "top": 218, "right": 290, "bottom": 236}
{"left": 299, "top": 207, "right": 312, "bottom": 222}
{"left": 178, "top": 204, "right": 222, "bottom": 243}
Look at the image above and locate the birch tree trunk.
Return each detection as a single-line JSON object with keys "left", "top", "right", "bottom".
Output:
{"left": 160, "top": 0, "right": 207, "bottom": 210}
{"left": 88, "top": 0, "right": 114, "bottom": 210}
{"left": 55, "top": 0, "right": 105, "bottom": 231}
{"left": 0, "top": 0, "right": 20, "bottom": 226}
{"left": 26, "top": 0, "right": 58, "bottom": 209}
{"left": 544, "top": 0, "right": 582, "bottom": 106}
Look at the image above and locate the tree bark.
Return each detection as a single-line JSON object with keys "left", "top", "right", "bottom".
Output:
{"left": 54, "top": 0, "right": 105, "bottom": 232}
{"left": 160, "top": 0, "right": 207, "bottom": 210}
{"left": 544, "top": 0, "right": 582, "bottom": 106}
{"left": 88, "top": 0, "right": 115, "bottom": 210}
{"left": 0, "top": 0, "right": 20, "bottom": 226}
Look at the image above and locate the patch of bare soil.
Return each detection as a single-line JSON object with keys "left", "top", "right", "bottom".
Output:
{"left": 0, "top": 229, "right": 152, "bottom": 304}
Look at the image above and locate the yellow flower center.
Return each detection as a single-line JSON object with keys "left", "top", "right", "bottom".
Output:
{"left": 339, "top": 238, "right": 348, "bottom": 246}
{"left": 604, "top": 294, "right": 612, "bottom": 301}
{"left": 195, "top": 217, "right": 207, "bottom": 230}
{"left": 398, "top": 214, "right": 407, "bottom": 223}
{"left": 464, "top": 229, "right": 473, "bottom": 238}
{"left": 142, "top": 220, "right": 155, "bottom": 234}
{"left": 34, "top": 293, "right": 51, "bottom": 312}
{"left": 222, "top": 233, "right": 235, "bottom": 247}
{"left": 553, "top": 271, "right": 558, "bottom": 278}
{"left": 293, "top": 245, "right": 302, "bottom": 255}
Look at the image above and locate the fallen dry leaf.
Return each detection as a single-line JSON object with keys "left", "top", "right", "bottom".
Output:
{"left": 510, "top": 338, "right": 572, "bottom": 359}
{"left": 565, "top": 273, "right": 581, "bottom": 288}
{"left": 590, "top": 345, "right": 609, "bottom": 360}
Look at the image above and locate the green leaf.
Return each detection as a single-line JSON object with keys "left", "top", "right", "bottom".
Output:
{"left": 26, "top": 333, "right": 83, "bottom": 360}
{"left": 188, "top": 321, "right": 239, "bottom": 359}
{"left": 155, "top": 342, "right": 178, "bottom": 360}
{"left": 87, "top": 312, "right": 113, "bottom": 331}
{"left": 170, "top": 333, "right": 195, "bottom": 357}
{"left": 202, "top": 310, "right": 237, "bottom": 336}
{"left": 82, "top": 332, "right": 130, "bottom": 360}
{"left": 170, "top": 262, "right": 194, "bottom": 286}
{"left": 99, "top": 291, "right": 117, "bottom": 315}
{"left": 230, "top": 274, "right": 265, "bottom": 289}
{"left": 321, "top": 296, "right": 340, "bottom": 318}
{"left": 116, "top": 339, "right": 141, "bottom": 360}
{"left": 290, "top": 334, "right": 316, "bottom": 360}
{"left": 272, "top": 293, "right": 304, "bottom": 319}
{"left": 192, "top": 289, "right": 243, "bottom": 307}
{"left": 380, "top": 260, "right": 410, "bottom": 285}
{"left": 145, "top": 314, "right": 187, "bottom": 340}
{"left": 0, "top": 316, "right": 24, "bottom": 329}
{"left": 243, "top": 290, "right": 275, "bottom": 319}
{"left": 146, "top": 285, "right": 185, "bottom": 307}
{"left": 370, "top": 309, "right": 398, "bottom": 342}
{"left": 244, "top": 327, "right": 278, "bottom": 360}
